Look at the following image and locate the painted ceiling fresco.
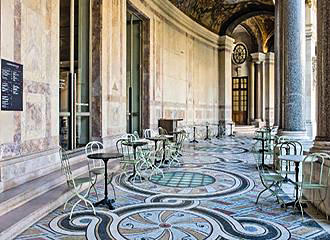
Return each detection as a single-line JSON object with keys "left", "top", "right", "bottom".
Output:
{"left": 169, "top": 0, "right": 275, "bottom": 51}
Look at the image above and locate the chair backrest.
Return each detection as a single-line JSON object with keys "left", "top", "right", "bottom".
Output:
{"left": 133, "top": 131, "right": 140, "bottom": 139}
{"left": 143, "top": 129, "right": 156, "bottom": 138}
{"left": 302, "top": 153, "right": 330, "bottom": 186}
{"left": 251, "top": 145, "right": 266, "bottom": 175}
{"left": 176, "top": 130, "right": 187, "bottom": 151}
{"left": 279, "top": 140, "right": 303, "bottom": 156}
{"left": 59, "top": 147, "right": 73, "bottom": 183}
{"left": 126, "top": 134, "right": 137, "bottom": 142}
{"left": 116, "top": 138, "right": 135, "bottom": 162}
{"left": 158, "top": 127, "right": 168, "bottom": 136}
{"left": 85, "top": 141, "right": 104, "bottom": 169}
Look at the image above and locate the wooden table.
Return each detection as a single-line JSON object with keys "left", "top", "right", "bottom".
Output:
{"left": 278, "top": 155, "right": 306, "bottom": 207}
{"left": 87, "top": 152, "right": 123, "bottom": 210}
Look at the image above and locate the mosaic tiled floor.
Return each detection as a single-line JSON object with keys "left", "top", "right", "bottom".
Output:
{"left": 16, "top": 136, "right": 330, "bottom": 240}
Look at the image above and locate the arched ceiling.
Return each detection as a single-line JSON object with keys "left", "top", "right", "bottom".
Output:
{"left": 169, "top": 0, "right": 275, "bottom": 52}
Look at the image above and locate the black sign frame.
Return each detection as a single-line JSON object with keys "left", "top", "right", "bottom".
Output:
{"left": 1, "top": 59, "right": 23, "bottom": 111}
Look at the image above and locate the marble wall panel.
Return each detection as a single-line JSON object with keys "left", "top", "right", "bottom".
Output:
{"left": 0, "top": 0, "right": 59, "bottom": 190}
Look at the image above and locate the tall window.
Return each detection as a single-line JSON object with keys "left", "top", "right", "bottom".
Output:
{"left": 126, "top": 11, "right": 142, "bottom": 134}
{"left": 59, "top": 0, "right": 90, "bottom": 150}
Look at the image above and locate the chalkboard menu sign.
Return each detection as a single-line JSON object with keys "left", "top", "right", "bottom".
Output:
{"left": 1, "top": 59, "right": 23, "bottom": 111}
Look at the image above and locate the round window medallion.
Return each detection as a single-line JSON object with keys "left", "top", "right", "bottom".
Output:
{"left": 232, "top": 43, "right": 248, "bottom": 65}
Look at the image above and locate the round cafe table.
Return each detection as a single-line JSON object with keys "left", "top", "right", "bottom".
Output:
{"left": 87, "top": 152, "right": 123, "bottom": 210}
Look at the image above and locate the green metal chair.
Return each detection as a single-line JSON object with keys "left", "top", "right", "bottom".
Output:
{"left": 252, "top": 145, "right": 286, "bottom": 206}
{"left": 60, "top": 147, "right": 96, "bottom": 219}
{"left": 116, "top": 138, "right": 143, "bottom": 183}
{"left": 297, "top": 153, "right": 330, "bottom": 220}
{"left": 166, "top": 130, "right": 187, "bottom": 167}
{"left": 137, "top": 149, "right": 164, "bottom": 179}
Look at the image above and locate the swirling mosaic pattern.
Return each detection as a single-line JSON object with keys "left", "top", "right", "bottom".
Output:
{"left": 48, "top": 207, "right": 291, "bottom": 240}
{"left": 118, "top": 210, "right": 212, "bottom": 239}
{"left": 17, "top": 136, "right": 330, "bottom": 240}
{"left": 118, "top": 168, "right": 254, "bottom": 200}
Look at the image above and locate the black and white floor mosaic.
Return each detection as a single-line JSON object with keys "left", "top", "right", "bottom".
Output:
{"left": 16, "top": 136, "right": 330, "bottom": 240}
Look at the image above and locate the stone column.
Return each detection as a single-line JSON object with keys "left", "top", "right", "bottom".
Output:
{"left": 248, "top": 61, "right": 255, "bottom": 124}
{"left": 311, "top": 0, "right": 330, "bottom": 152}
{"left": 278, "top": 0, "right": 306, "bottom": 138}
{"left": 308, "top": 0, "right": 330, "bottom": 218}
{"left": 274, "top": 0, "right": 281, "bottom": 126}
{"left": 219, "top": 36, "right": 235, "bottom": 133}
{"left": 251, "top": 52, "right": 265, "bottom": 127}
{"left": 264, "top": 52, "right": 275, "bottom": 127}
{"left": 305, "top": 4, "right": 317, "bottom": 139}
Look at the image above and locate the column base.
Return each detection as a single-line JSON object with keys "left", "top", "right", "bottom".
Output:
{"left": 305, "top": 120, "right": 316, "bottom": 139}
{"left": 253, "top": 119, "right": 265, "bottom": 128}
{"left": 277, "top": 130, "right": 308, "bottom": 140}
{"left": 309, "top": 140, "right": 330, "bottom": 153}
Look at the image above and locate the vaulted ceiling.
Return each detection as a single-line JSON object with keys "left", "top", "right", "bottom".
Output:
{"left": 169, "top": 0, "right": 275, "bottom": 52}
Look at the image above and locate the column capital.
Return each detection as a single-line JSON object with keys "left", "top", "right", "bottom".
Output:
{"left": 265, "top": 52, "right": 275, "bottom": 64}
{"left": 219, "top": 35, "right": 235, "bottom": 51}
{"left": 251, "top": 52, "right": 266, "bottom": 64}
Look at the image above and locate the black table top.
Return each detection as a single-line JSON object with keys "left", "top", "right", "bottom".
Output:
{"left": 122, "top": 140, "right": 148, "bottom": 147}
{"left": 87, "top": 152, "right": 123, "bottom": 160}
{"left": 147, "top": 136, "right": 168, "bottom": 141}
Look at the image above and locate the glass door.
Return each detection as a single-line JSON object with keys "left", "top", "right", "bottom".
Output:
{"left": 59, "top": 0, "right": 90, "bottom": 150}
{"left": 232, "top": 77, "right": 248, "bottom": 125}
{"left": 126, "top": 11, "right": 142, "bottom": 134}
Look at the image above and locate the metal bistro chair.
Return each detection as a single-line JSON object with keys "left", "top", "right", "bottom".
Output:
{"left": 116, "top": 138, "right": 143, "bottom": 183}
{"left": 85, "top": 141, "right": 117, "bottom": 201}
{"left": 252, "top": 145, "right": 286, "bottom": 206}
{"left": 138, "top": 148, "right": 164, "bottom": 179}
{"left": 277, "top": 140, "right": 303, "bottom": 182}
{"left": 297, "top": 153, "right": 330, "bottom": 220}
{"left": 143, "top": 128, "right": 157, "bottom": 138}
{"left": 60, "top": 147, "right": 96, "bottom": 219}
{"left": 166, "top": 130, "right": 187, "bottom": 167}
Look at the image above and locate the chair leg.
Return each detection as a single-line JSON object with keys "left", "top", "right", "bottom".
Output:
{"left": 87, "top": 175, "right": 99, "bottom": 201}
{"left": 70, "top": 199, "right": 82, "bottom": 219}
{"left": 256, "top": 188, "right": 268, "bottom": 204}
{"left": 64, "top": 198, "right": 70, "bottom": 211}
{"left": 108, "top": 173, "right": 116, "bottom": 200}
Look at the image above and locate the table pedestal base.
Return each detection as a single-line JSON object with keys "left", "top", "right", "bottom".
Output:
{"left": 93, "top": 197, "right": 114, "bottom": 210}
{"left": 282, "top": 201, "right": 307, "bottom": 209}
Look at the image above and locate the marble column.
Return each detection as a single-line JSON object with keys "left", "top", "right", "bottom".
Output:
{"left": 251, "top": 52, "right": 265, "bottom": 127}
{"left": 248, "top": 61, "right": 255, "bottom": 124}
{"left": 264, "top": 52, "right": 275, "bottom": 127}
{"left": 278, "top": 0, "right": 306, "bottom": 138}
{"left": 274, "top": 0, "right": 281, "bottom": 126}
{"left": 219, "top": 35, "right": 235, "bottom": 133}
{"left": 305, "top": 4, "right": 317, "bottom": 139}
{"left": 308, "top": 0, "right": 330, "bottom": 218}
{"left": 310, "top": 0, "right": 330, "bottom": 153}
